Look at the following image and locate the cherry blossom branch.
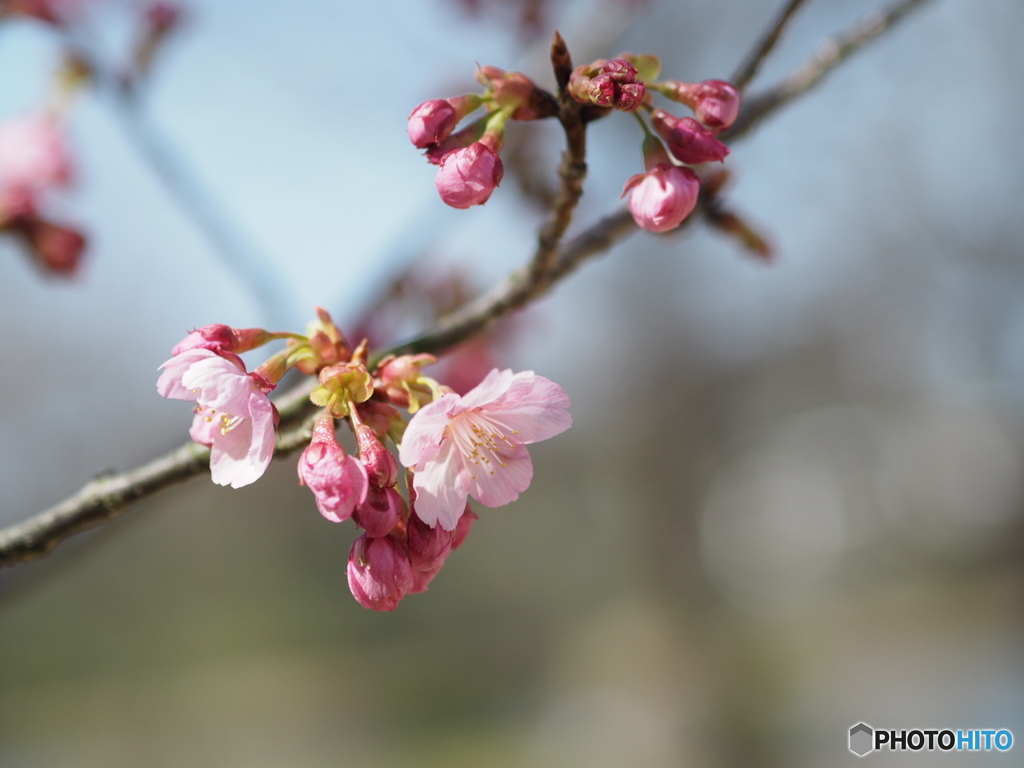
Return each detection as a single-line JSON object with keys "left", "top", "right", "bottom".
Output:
{"left": 0, "top": 0, "right": 936, "bottom": 568}
{"left": 0, "top": 441, "right": 210, "bottom": 565}
{"left": 724, "top": 0, "right": 935, "bottom": 141}
{"left": 730, "top": 0, "right": 812, "bottom": 92}
{"left": 529, "top": 31, "right": 588, "bottom": 280}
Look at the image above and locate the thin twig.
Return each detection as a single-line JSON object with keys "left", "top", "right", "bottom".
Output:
{"left": 0, "top": 442, "right": 210, "bottom": 565}
{"left": 730, "top": 0, "right": 813, "bottom": 92}
{"left": 68, "top": 27, "right": 292, "bottom": 328}
{"left": 0, "top": 0, "right": 936, "bottom": 568}
{"left": 725, "top": 0, "right": 935, "bottom": 141}
{"left": 529, "top": 31, "right": 588, "bottom": 280}
{"left": 111, "top": 90, "right": 292, "bottom": 328}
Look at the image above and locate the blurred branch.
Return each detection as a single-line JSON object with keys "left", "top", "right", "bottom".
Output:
{"left": 0, "top": 4, "right": 935, "bottom": 568}
{"left": 725, "top": 0, "right": 936, "bottom": 141}
{"left": 730, "top": 0, "right": 813, "bottom": 92}
{"left": 69, "top": 31, "right": 292, "bottom": 327}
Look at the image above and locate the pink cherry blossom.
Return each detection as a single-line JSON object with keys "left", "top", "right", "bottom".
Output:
{"left": 298, "top": 417, "right": 369, "bottom": 523}
{"left": 0, "top": 114, "right": 73, "bottom": 195}
{"left": 398, "top": 368, "right": 572, "bottom": 531}
{"left": 621, "top": 162, "right": 700, "bottom": 233}
{"left": 434, "top": 142, "right": 503, "bottom": 209}
{"left": 157, "top": 348, "right": 277, "bottom": 488}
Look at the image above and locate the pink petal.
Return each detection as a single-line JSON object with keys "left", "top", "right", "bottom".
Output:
{"left": 411, "top": 438, "right": 469, "bottom": 531}
{"left": 464, "top": 447, "right": 533, "bottom": 508}
{"left": 457, "top": 367, "right": 514, "bottom": 410}
{"left": 156, "top": 348, "right": 217, "bottom": 400}
{"left": 180, "top": 355, "right": 251, "bottom": 413}
{"left": 479, "top": 372, "right": 572, "bottom": 443}
{"left": 397, "top": 393, "right": 457, "bottom": 467}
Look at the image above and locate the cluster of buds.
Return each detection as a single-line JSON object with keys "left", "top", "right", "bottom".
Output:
{"left": 408, "top": 65, "right": 557, "bottom": 208}
{"left": 157, "top": 308, "right": 572, "bottom": 611}
{"left": 0, "top": 112, "right": 86, "bottom": 276}
{"left": 567, "top": 57, "right": 646, "bottom": 112}
{"left": 408, "top": 45, "right": 741, "bottom": 236}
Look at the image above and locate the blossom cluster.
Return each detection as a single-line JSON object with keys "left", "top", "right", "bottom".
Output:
{"left": 408, "top": 49, "right": 740, "bottom": 234}
{"left": 1, "top": 0, "right": 184, "bottom": 276}
{"left": 158, "top": 309, "right": 572, "bottom": 611}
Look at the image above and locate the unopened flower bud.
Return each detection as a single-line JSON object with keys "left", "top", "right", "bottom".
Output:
{"left": 434, "top": 141, "right": 504, "bottom": 209}
{"left": 569, "top": 58, "right": 646, "bottom": 112}
{"left": 408, "top": 99, "right": 458, "bottom": 149}
{"left": 21, "top": 218, "right": 85, "bottom": 276}
{"left": 353, "top": 485, "right": 404, "bottom": 538}
{"left": 659, "top": 79, "right": 740, "bottom": 130}
{"left": 407, "top": 511, "right": 454, "bottom": 593}
{"left": 621, "top": 163, "right": 700, "bottom": 233}
{"left": 298, "top": 416, "right": 369, "bottom": 523}
{"left": 376, "top": 353, "right": 437, "bottom": 411}
{"left": 651, "top": 109, "right": 729, "bottom": 164}
{"left": 355, "top": 423, "right": 399, "bottom": 488}
{"left": 172, "top": 324, "right": 274, "bottom": 355}
{"left": 347, "top": 534, "right": 414, "bottom": 612}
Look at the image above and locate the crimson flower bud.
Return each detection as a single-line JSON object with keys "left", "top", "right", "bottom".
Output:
{"left": 407, "top": 511, "right": 454, "bottom": 593}
{"left": 353, "top": 485, "right": 404, "bottom": 539}
{"left": 355, "top": 423, "right": 399, "bottom": 488}
{"left": 23, "top": 218, "right": 86, "bottom": 276}
{"left": 661, "top": 79, "right": 740, "bottom": 130}
{"left": 298, "top": 416, "right": 369, "bottom": 523}
{"left": 651, "top": 109, "right": 729, "bottom": 164}
{"left": 407, "top": 99, "right": 458, "bottom": 149}
{"left": 171, "top": 324, "right": 274, "bottom": 355}
{"left": 347, "top": 534, "right": 414, "bottom": 612}
{"left": 621, "top": 163, "right": 700, "bottom": 234}
{"left": 569, "top": 58, "right": 646, "bottom": 112}
{"left": 434, "top": 142, "right": 504, "bottom": 209}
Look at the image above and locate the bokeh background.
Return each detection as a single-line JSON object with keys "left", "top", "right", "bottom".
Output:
{"left": 2, "top": 0, "right": 1023, "bottom": 765}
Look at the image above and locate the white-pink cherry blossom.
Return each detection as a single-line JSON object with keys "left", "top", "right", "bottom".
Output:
{"left": 399, "top": 368, "right": 571, "bottom": 531}
{"left": 157, "top": 348, "right": 277, "bottom": 488}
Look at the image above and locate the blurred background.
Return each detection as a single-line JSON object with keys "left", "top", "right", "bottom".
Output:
{"left": 1, "top": 0, "right": 1023, "bottom": 765}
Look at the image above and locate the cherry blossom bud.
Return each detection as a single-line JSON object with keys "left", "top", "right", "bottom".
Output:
{"left": 621, "top": 163, "right": 700, "bottom": 233}
{"left": 434, "top": 141, "right": 504, "bottom": 209}
{"left": 298, "top": 416, "right": 369, "bottom": 523}
{"left": 408, "top": 99, "right": 458, "bottom": 149}
{"left": 407, "top": 511, "right": 454, "bottom": 593}
{"left": 569, "top": 58, "right": 646, "bottom": 112}
{"left": 651, "top": 109, "right": 729, "bottom": 164}
{"left": 355, "top": 423, "right": 399, "bottom": 488}
{"left": 660, "top": 79, "right": 740, "bottom": 130}
{"left": 357, "top": 400, "right": 406, "bottom": 442}
{"left": 23, "top": 218, "right": 85, "bottom": 275}
{"left": 353, "top": 486, "right": 404, "bottom": 539}
{"left": 347, "top": 534, "right": 414, "bottom": 612}
{"left": 172, "top": 324, "right": 274, "bottom": 355}
{"left": 375, "top": 353, "right": 437, "bottom": 411}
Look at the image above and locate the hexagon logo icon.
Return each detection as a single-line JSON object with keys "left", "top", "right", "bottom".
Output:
{"left": 849, "top": 723, "right": 874, "bottom": 757}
